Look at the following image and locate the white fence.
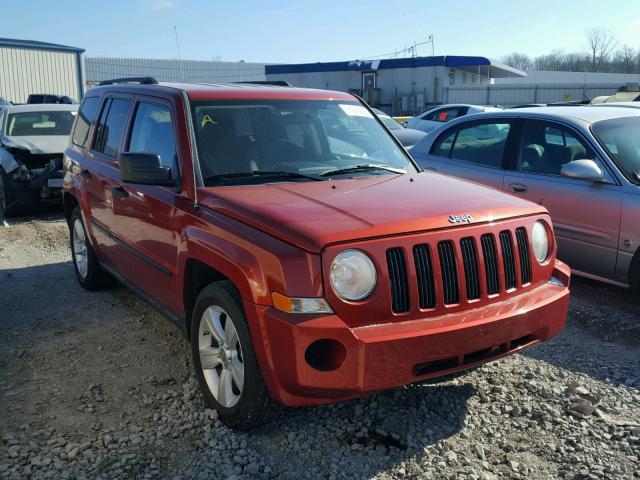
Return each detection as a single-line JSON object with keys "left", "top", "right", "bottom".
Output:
{"left": 444, "top": 83, "right": 622, "bottom": 107}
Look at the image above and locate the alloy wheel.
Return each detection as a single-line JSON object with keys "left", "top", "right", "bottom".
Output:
{"left": 198, "top": 305, "right": 245, "bottom": 408}
{"left": 72, "top": 218, "right": 89, "bottom": 279}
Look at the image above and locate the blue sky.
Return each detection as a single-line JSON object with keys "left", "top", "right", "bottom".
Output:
{"left": 4, "top": 0, "right": 640, "bottom": 63}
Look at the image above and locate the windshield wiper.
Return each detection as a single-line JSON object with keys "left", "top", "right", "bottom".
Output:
{"left": 205, "top": 170, "right": 323, "bottom": 183}
{"left": 320, "top": 164, "right": 407, "bottom": 177}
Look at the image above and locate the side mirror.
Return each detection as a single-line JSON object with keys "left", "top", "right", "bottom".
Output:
{"left": 120, "top": 152, "right": 174, "bottom": 186}
{"left": 560, "top": 159, "right": 604, "bottom": 182}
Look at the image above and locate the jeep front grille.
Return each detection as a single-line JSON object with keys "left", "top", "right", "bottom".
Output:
{"left": 386, "top": 227, "right": 533, "bottom": 313}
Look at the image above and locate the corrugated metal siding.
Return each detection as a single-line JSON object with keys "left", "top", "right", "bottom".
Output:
{"left": 0, "top": 47, "right": 81, "bottom": 103}
{"left": 444, "top": 83, "right": 623, "bottom": 107}
{"left": 85, "top": 57, "right": 267, "bottom": 84}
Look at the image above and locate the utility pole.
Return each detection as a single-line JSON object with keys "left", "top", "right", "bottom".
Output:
{"left": 429, "top": 34, "right": 435, "bottom": 56}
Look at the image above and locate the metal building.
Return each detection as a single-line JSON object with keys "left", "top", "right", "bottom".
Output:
{"left": 265, "top": 56, "right": 525, "bottom": 115}
{"left": 85, "top": 57, "right": 267, "bottom": 85}
{"left": 0, "top": 38, "right": 85, "bottom": 104}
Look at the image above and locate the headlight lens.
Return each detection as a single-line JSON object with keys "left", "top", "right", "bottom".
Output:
{"left": 330, "top": 250, "right": 377, "bottom": 301}
{"left": 532, "top": 221, "right": 549, "bottom": 263}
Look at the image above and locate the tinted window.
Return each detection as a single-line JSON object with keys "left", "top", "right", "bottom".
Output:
{"left": 431, "top": 130, "right": 457, "bottom": 157}
{"left": 518, "top": 120, "right": 594, "bottom": 175}
{"left": 93, "top": 98, "right": 131, "bottom": 157}
{"left": 426, "top": 107, "right": 464, "bottom": 123}
{"left": 72, "top": 96, "right": 99, "bottom": 147}
{"left": 7, "top": 111, "right": 76, "bottom": 136}
{"left": 128, "top": 102, "right": 177, "bottom": 169}
{"left": 449, "top": 123, "right": 510, "bottom": 168}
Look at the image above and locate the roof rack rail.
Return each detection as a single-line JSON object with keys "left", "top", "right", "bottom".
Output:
{"left": 99, "top": 77, "right": 159, "bottom": 86}
{"left": 233, "top": 80, "right": 292, "bottom": 87}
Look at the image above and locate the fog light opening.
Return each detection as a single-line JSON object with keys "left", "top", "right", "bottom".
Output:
{"left": 304, "top": 339, "right": 346, "bottom": 372}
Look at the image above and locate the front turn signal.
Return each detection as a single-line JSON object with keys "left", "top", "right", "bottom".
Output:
{"left": 272, "top": 292, "right": 334, "bottom": 314}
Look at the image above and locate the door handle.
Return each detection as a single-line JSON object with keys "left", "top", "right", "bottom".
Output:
{"left": 111, "top": 186, "right": 129, "bottom": 199}
{"left": 509, "top": 182, "right": 528, "bottom": 193}
{"left": 79, "top": 169, "right": 91, "bottom": 180}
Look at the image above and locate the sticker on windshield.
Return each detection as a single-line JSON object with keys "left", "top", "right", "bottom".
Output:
{"left": 338, "top": 104, "right": 373, "bottom": 118}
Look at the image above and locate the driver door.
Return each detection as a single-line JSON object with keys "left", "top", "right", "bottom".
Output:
{"left": 502, "top": 119, "right": 622, "bottom": 279}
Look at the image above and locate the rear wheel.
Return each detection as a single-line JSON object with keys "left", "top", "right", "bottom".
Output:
{"left": 69, "top": 207, "right": 107, "bottom": 290}
{"left": 191, "top": 281, "right": 274, "bottom": 430}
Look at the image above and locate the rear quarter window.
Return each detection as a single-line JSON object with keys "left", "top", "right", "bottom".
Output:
{"left": 72, "top": 96, "right": 100, "bottom": 147}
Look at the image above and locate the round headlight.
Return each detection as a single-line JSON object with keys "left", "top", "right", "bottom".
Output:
{"left": 330, "top": 250, "right": 377, "bottom": 301}
{"left": 532, "top": 221, "right": 549, "bottom": 263}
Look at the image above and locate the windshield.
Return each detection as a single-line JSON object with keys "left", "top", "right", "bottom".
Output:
{"left": 591, "top": 116, "right": 640, "bottom": 185}
{"left": 6, "top": 111, "right": 76, "bottom": 136}
{"left": 191, "top": 99, "right": 415, "bottom": 186}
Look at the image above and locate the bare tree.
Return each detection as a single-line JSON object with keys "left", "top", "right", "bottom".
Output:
{"left": 501, "top": 52, "right": 533, "bottom": 71}
{"left": 612, "top": 45, "right": 639, "bottom": 73}
{"left": 586, "top": 28, "right": 617, "bottom": 72}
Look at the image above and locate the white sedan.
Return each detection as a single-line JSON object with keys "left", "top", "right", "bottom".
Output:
{"left": 405, "top": 104, "right": 502, "bottom": 133}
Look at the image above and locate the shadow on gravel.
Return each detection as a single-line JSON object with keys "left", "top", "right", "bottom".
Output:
{"left": 1, "top": 205, "right": 64, "bottom": 226}
{"left": 250, "top": 382, "right": 475, "bottom": 479}
{"left": 520, "top": 275, "right": 639, "bottom": 388}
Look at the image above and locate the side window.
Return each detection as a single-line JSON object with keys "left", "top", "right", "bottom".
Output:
{"left": 93, "top": 98, "right": 131, "bottom": 157}
{"left": 517, "top": 121, "right": 594, "bottom": 175}
{"left": 436, "top": 107, "right": 464, "bottom": 123}
{"left": 449, "top": 122, "right": 511, "bottom": 168}
{"left": 128, "top": 102, "right": 177, "bottom": 169}
{"left": 72, "top": 96, "right": 100, "bottom": 147}
{"left": 430, "top": 129, "right": 457, "bottom": 157}
{"left": 423, "top": 108, "right": 441, "bottom": 122}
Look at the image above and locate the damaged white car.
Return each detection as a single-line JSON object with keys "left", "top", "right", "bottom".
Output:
{"left": 0, "top": 103, "right": 77, "bottom": 216}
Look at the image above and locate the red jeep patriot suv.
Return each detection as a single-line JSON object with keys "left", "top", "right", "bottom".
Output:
{"left": 63, "top": 78, "right": 570, "bottom": 429}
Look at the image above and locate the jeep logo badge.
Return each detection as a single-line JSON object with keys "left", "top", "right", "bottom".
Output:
{"left": 449, "top": 214, "right": 473, "bottom": 224}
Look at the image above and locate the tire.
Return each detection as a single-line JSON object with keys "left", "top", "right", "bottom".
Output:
{"left": 69, "top": 207, "right": 107, "bottom": 290}
{"left": 191, "top": 281, "right": 274, "bottom": 430}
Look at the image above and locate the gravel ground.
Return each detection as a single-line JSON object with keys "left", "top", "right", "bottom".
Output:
{"left": 0, "top": 212, "right": 639, "bottom": 480}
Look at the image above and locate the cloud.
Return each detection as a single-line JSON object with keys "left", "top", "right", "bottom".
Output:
{"left": 630, "top": 18, "right": 640, "bottom": 28}
{"left": 150, "top": 0, "right": 174, "bottom": 12}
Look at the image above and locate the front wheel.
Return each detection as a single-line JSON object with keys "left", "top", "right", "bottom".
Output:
{"left": 191, "top": 281, "right": 274, "bottom": 430}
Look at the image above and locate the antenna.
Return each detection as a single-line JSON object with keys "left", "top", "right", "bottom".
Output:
{"left": 173, "top": 26, "right": 186, "bottom": 83}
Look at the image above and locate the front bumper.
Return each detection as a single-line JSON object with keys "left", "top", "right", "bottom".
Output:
{"left": 247, "top": 260, "right": 571, "bottom": 406}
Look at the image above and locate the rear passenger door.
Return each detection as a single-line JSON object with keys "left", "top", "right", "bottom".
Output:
{"left": 502, "top": 119, "right": 622, "bottom": 278}
{"left": 417, "top": 119, "right": 514, "bottom": 190}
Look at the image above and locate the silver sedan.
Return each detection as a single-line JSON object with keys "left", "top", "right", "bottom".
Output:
{"left": 409, "top": 106, "right": 640, "bottom": 291}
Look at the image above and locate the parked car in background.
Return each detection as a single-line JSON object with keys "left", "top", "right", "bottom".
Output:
{"left": 410, "top": 106, "right": 640, "bottom": 291}
{"left": 372, "top": 108, "right": 427, "bottom": 148}
{"left": 405, "top": 104, "right": 502, "bottom": 133}
{"left": 63, "top": 78, "right": 570, "bottom": 429}
{"left": 27, "top": 93, "right": 78, "bottom": 104}
{"left": 0, "top": 103, "right": 77, "bottom": 216}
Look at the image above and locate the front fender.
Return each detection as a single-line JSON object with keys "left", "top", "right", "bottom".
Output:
{"left": 177, "top": 207, "right": 324, "bottom": 308}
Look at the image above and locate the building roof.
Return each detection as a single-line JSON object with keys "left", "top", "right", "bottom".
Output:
{"left": 265, "top": 56, "right": 526, "bottom": 78}
{"left": 0, "top": 38, "right": 84, "bottom": 53}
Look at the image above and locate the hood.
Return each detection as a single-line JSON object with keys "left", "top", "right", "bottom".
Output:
{"left": 393, "top": 128, "right": 427, "bottom": 148}
{"left": 3, "top": 135, "right": 69, "bottom": 155}
{"left": 199, "top": 173, "right": 546, "bottom": 252}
